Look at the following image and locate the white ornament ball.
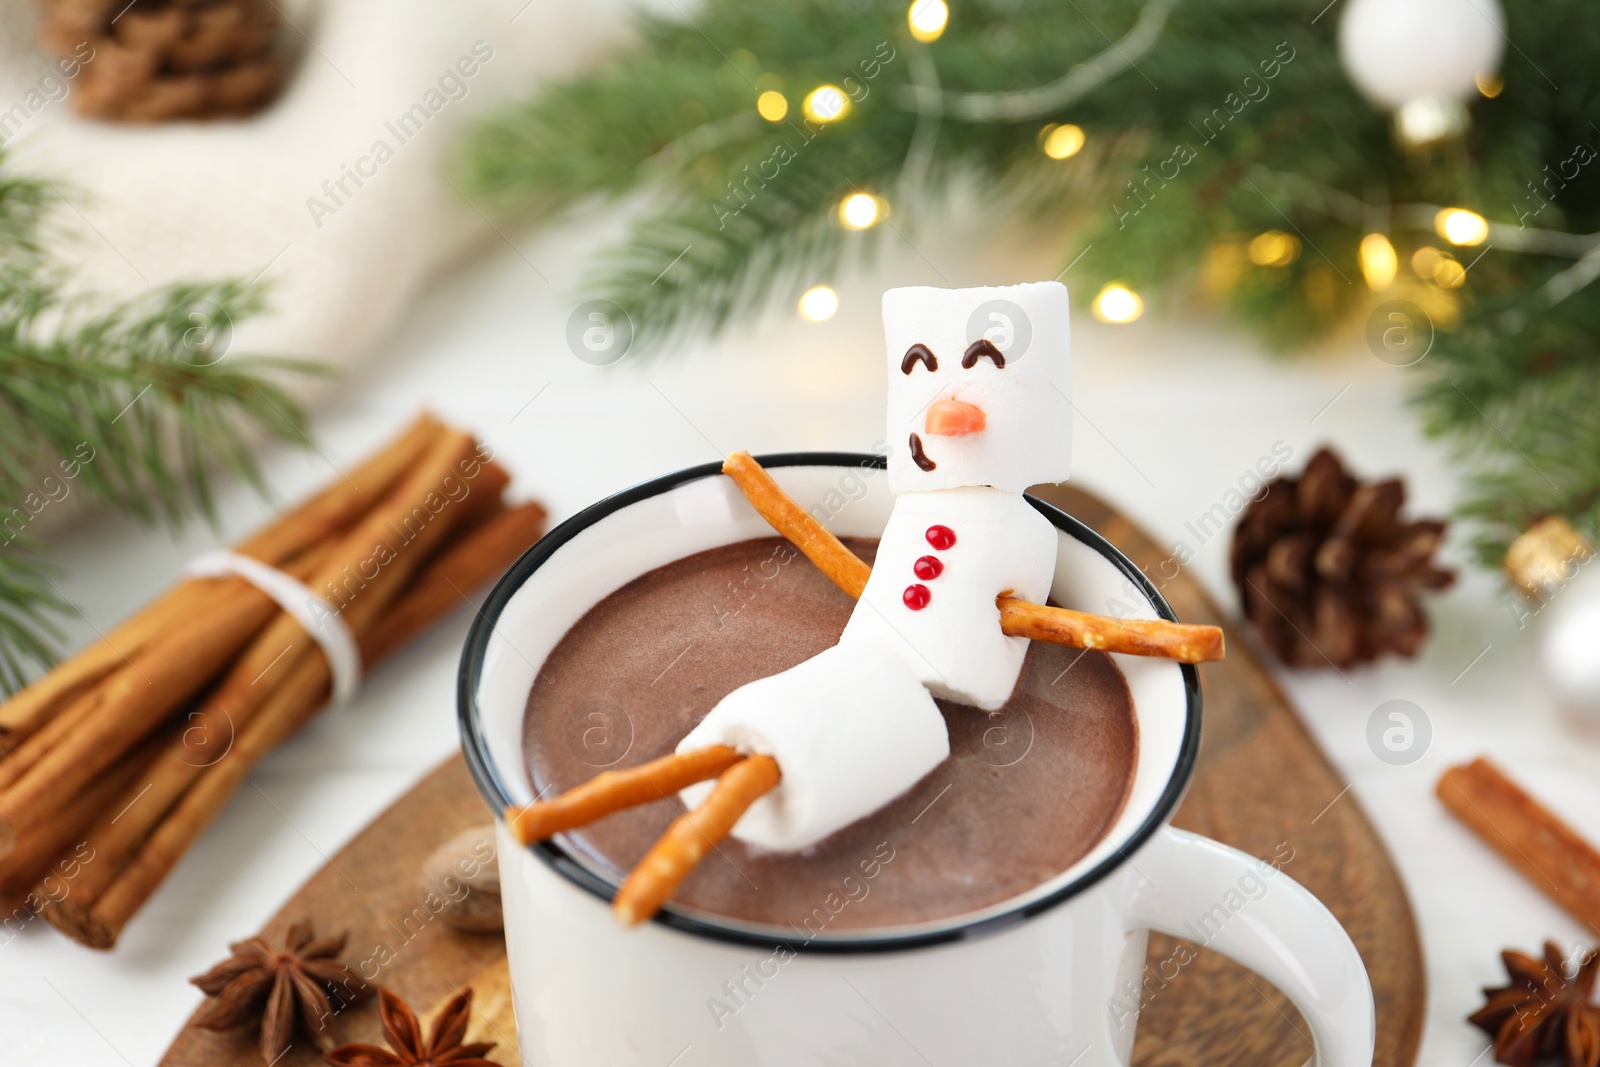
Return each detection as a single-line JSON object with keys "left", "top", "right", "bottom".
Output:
{"left": 1338, "top": 0, "right": 1505, "bottom": 110}
{"left": 1540, "top": 567, "right": 1600, "bottom": 724}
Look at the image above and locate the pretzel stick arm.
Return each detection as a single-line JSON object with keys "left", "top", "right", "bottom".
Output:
{"left": 504, "top": 745, "right": 744, "bottom": 845}
{"left": 613, "top": 754, "right": 781, "bottom": 926}
{"left": 723, "top": 452, "right": 871, "bottom": 597}
{"left": 998, "top": 597, "right": 1224, "bottom": 664}
{"left": 722, "top": 452, "right": 1225, "bottom": 663}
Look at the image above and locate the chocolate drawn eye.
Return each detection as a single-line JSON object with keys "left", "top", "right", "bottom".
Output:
{"left": 901, "top": 343, "right": 938, "bottom": 374}
{"left": 961, "top": 338, "right": 1005, "bottom": 369}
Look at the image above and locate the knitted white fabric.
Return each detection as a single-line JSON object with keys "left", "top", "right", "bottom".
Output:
{"left": 0, "top": 0, "right": 642, "bottom": 397}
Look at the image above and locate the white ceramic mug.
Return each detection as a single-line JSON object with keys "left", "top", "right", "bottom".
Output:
{"left": 459, "top": 454, "right": 1376, "bottom": 1067}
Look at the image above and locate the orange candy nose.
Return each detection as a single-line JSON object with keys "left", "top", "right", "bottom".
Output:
{"left": 924, "top": 399, "right": 987, "bottom": 436}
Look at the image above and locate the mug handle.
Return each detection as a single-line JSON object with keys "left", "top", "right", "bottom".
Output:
{"left": 1125, "top": 827, "right": 1376, "bottom": 1067}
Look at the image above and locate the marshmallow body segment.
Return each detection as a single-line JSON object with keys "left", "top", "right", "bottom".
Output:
{"left": 840, "top": 488, "right": 1058, "bottom": 710}
{"left": 677, "top": 642, "right": 948, "bottom": 852}
{"left": 884, "top": 281, "right": 1073, "bottom": 494}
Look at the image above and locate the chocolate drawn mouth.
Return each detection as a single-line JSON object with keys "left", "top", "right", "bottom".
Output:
{"left": 908, "top": 432, "right": 936, "bottom": 472}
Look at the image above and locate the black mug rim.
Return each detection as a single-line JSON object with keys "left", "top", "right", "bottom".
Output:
{"left": 458, "top": 451, "right": 1202, "bottom": 955}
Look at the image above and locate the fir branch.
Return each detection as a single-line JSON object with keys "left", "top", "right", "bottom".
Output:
{"left": 899, "top": 0, "right": 1178, "bottom": 123}
{"left": 0, "top": 544, "right": 64, "bottom": 696}
{"left": 0, "top": 170, "right": 51, "bottom": 258}
{"left": 464, "top": 0, "right": 1600, "bottom": 568}
{"left": 0, "top": 153, "right": 321, "bottom": 692}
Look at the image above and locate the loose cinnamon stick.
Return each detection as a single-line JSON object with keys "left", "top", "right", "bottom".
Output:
{"left": 1438, "top": 758, "right": 1600, "bottom": 933}
{"left": 722, "top": 451, "right": 1225, "bottom": 663}
{"left": 46, "top": 493, "right": 546, "bottom": 948}
{"left": 722, "top": 452, "right": 871, "bottom": 598}
{"left": 505, "top": 745, "right": 744, "bottom": 846}
{"left": 0, "top": 414, "right": 442, "bottom": 749}
{"left": 613, "top": 755, "right": 780, "bottom": 926}
{"left": 997, "top": 598, "right": 1225, "bottom": 664}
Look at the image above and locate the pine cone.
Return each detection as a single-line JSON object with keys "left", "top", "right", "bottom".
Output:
{"left": 37, "top": 0, "right": 284, "bottom": 123}
{"left": 1230, "top": 447, "right": 1455, "bottom": 668}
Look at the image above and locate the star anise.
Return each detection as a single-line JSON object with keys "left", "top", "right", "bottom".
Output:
{"left": 323, "top": 987, "right": 497, "bottom": 1066}
{"left": 1470, "top": 941, "right": 1600, "bottom": 1067}
{"left": 190, "top": 920, "right": 369, "bottom": 1063}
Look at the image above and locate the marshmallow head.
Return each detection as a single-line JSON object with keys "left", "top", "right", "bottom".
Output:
{"left": 883, "top": 282, "right": 1073, "bottom": 494}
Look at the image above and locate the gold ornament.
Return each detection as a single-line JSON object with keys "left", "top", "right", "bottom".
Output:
{"left": 1506, "top": 516, "right": 1600, "bottom": 727}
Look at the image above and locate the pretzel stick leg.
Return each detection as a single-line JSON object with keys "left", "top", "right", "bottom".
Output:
{"left": 722, "top": 452, "right": 1224, "bottom": 662}
{"left": 504, "top": 745, "right": 743, "bottom": 845}
{"left": 613, "top": 755, "right": 781, "bottom": 926}
{"left": 998, "top": 598, "right": 1225, "bottom": 663}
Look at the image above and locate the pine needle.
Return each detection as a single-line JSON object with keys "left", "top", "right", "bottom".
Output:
{"left": 462, "top": 0, "right": 1600, "bottom": 567}
{"left": 0, "top": 154, "right": 320, "bottom": 692}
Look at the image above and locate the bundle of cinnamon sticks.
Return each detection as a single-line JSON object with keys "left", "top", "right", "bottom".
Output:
{"left": 0, "top": 414, "right": 545, "bottom": 949}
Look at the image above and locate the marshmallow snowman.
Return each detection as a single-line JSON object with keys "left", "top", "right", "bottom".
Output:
{"left": 681, "top": 282, "right": 1073, "bottom": 851}
{"left": 842, "top": 282, "right": 1071, "bottom": 709}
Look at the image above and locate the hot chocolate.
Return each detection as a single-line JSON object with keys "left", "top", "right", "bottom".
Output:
{"left": 522, "top": 536, "right": 1138, "bottom": 931}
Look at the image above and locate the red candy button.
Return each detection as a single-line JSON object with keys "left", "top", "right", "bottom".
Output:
{"left": 903, "top": 584, "right": 931, "bottom": 610}
{"left": 913, "top": 555, "right": 944, "bottom": 580}
{"left": 925, "top": 524, "right": 956, "bottom": 550}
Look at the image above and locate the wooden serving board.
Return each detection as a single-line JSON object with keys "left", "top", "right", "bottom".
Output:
{"left": 162, "top": 485, "right": 1423, "bottom": 1067}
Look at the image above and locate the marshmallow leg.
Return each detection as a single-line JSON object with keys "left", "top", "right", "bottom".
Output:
{"left": 677, "top": 643, "right": 949, "bottom": 852}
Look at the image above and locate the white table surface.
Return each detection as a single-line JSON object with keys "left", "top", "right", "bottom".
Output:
{"left": 4, "top": 200, "right": 1591, "bottom": 1067}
